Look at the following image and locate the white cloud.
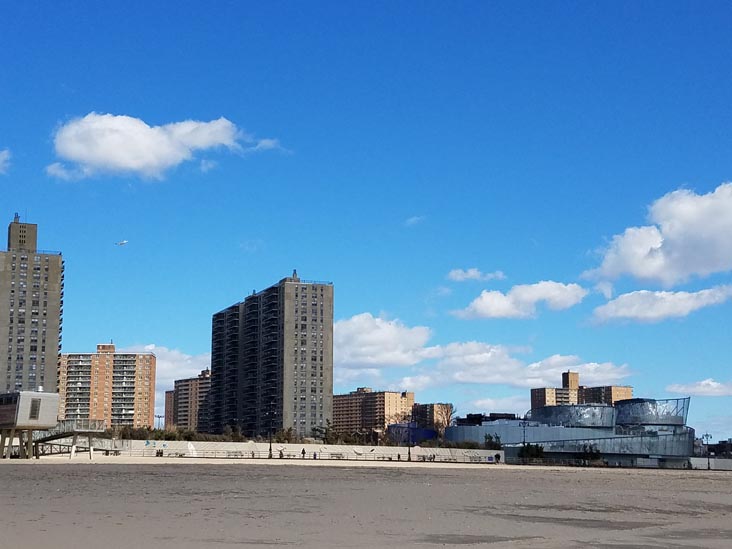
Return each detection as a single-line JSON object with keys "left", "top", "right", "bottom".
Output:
{"left": 470, "top": 395, "right": 531, "bottom": 415}
{"left": 447, "top": 268, "right": 506, "bottom": 282}
{"left": 46, "top": 162, "right": 75, "bottom": 180}
{"left": 46, "top": 112, "right": 276, "bottom": 179}
{"left": 586, "top": 182, "right": 732, "bottom": 286}
{"left": 666, "top": 378, "right": 732, "bottom": 397}
{"left": 443, "top": 342, "right": 525, "bottom": 384}
{"left": 594, "top": 285, "right": 732, "bottom": 323}
{"left": 334, "top": 313, "right": 439, "bottom": 368}
{"left": 200, "top": 159, "right": 217, "bottom": 173}
{"left": 334, "top": 367, "right": 384, "bottom": 389}
{"left": 403, "top": 215, "right": 425, "bottom": 227}
{"left": 249, "top": 138, "right": 282, "bottom": 152}
{"left": 432, "top": 286, "right": 453, "bottom": 297}
{"left": 524, "top": 354, "right": 630, "bottom": 387}
{"left": 445, "top": 345, "right": 629, "bottom": 388}
{"left": 0, "top": 149, "right": 10, "bottom": 174}
{"left": 122, "top": 344, "right": 210, "bottom": 419}
{"left": 393, "top": 375, "right": 437, "bottom": 392}
{"left": 334, "top": 312, "right": 628, "bottom": 393}
{"left": 455, "top": 281, "right": 589, "bottom": 319}
{"left": 239, "top": 238, "right": 264, "bottom": 253}
{"left": 594, "top": 281, "right": 614, "bottom": 299}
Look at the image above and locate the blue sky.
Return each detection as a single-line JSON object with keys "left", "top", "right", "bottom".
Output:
{"left": 2, "top": 3, "right": 731, "bottom": 438}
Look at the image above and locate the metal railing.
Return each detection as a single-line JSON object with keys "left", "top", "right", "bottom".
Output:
{"left": 92, "top": 448, "right": 499, "bottom": 463}
{"left": 32, "top": 419, "right": 107, "bottom": 440}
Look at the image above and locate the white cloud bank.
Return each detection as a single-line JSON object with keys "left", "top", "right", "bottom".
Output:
{"left": 334, "top": 313, "right": 439, "bottom": 368}
{"left": 46, "top": 112, "right": 278, "bottom": 179}
{"left": 446, "top": 346, "right": 629, "bottom": 388}
{"left": 455, "top": 281, "right": 588, "bottom": 319}
{"left": 594, "top": 285, "right": 732, "bottom": 323}
{"left": 0, "top": 149, "right": 10, "bottom": 174}
{"left": 586, "top": 183, "right": 732, "bottom": 286}
{"left": 666, "top": 378, "right": 732, "bottom": 397}
{"left": 334, "top": 312, "right": 629, "bottom": 391}
{"left": 447, "top": 268, "right": 505, "bottom": 282}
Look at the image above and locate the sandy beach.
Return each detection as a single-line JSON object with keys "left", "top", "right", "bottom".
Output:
{"left": 1, "top": 458, "right": 731, "bottom": 548}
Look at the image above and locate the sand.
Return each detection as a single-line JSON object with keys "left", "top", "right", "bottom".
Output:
{"left": 1, "top": 457, "right": 731, "bottom": 548}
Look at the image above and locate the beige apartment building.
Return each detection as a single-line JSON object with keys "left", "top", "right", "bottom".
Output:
{"left": 531, "top": 371, "right": 632, "bottom": 410}
{"left": 333, "top": 387, "right": 414, "bottom": 434}
{"left": 58, "top": 343, "right": 156, "bottom": 429}
{"left": 165, "top": 369, "right": 211, "bottom": 432}
{"left": 0, "top": 214, "right": 64, "bottom": 393}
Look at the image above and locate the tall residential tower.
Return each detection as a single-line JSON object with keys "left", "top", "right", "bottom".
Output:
{"left": 0, "top": 214, "right": 64, "bottom": 393}
{"left": 207, "top": 271, "right": 333, "bottom": 438}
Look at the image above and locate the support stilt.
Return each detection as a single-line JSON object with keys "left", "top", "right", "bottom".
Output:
{"left": 0, "top": 429, "right": 7, "bottom": 459}
{"left": 18, "top": 431, "right": 26, "bottom": 459}
{"left": 26, "top": 430, "right": 33, "bottom": 460}
{"left": 6, "top": 429, "right": 15, "bottom": 459}
{"left": 70, "top": 433, "right": 78, "bottom": 459}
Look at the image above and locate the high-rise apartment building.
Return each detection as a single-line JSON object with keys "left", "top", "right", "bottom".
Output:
{"left": 58, "top": 344, "right": 156, "bottom": 429}
{"left": 531, "top": 371, "right": 633, "bottom": 410}
{"left": 207, "top": 271, "right": 334, "bottom": 438}
{"left": 333, "top": 387, "right": 415, "bottom": 434}
{"left": 165, "top": 369, "right": 211, "bottom": 432}
{"left": 0, "top": 214, "right": 64, "bottom": 393}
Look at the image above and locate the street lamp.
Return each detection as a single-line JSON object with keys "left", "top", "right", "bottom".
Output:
{"left": 407, "top": 408, "right": 414, "bottom": 462}
{"left": 519, "top": 411, "right": 531, "bottom": 446}
{"left": 155, "top": 415, "right": 164, "bottom": 430}
{"left": 702, "top": 433, "right": 712, "bottom": 470}
{"left": 268, "top": 400, "right": 275, "bottom": 459}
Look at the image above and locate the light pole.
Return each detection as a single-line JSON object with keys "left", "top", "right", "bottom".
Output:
{"left": 702, "top": 433, "right": 712, "bottom": 470}
{"left": 519, "top": 411, "right": 530, "bottom": 446}
{"left": 268, "top": 400, "right": 275, "bottom": 459}
{"left": 407, "top": 409, "right": 413, "bottom": 462}
{"left": 155, "top": 415, "right": 164, "bottom": 430}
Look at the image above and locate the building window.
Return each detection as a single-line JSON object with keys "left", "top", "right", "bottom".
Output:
{"left": 29, "top": 398, "right": 42, "bottom": 420}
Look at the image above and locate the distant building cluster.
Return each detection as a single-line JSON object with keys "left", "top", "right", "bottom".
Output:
{"left": 330, "top": 387, "right": 453, "bottom": 440}
{"left": 530, "top": 371, "right": 632, "bottom": 409}
{"left": 0, "top": 215, "right": 701, "bottom": 467}
{"left": 446, "top": 372, "right": 694, "bottom": 468}
{"left": 333, "top": 387, "right": 414, "bottom": 434}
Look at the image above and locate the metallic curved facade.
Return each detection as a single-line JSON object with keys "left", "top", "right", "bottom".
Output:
{"left": 445, "top": 396, "right": 695, "bottom": 463}
{"left": 528, "top": 404, "right": 615, "bottom": 428}
{"left": 614, "top": 398, "right": 689, "bottom": 426}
